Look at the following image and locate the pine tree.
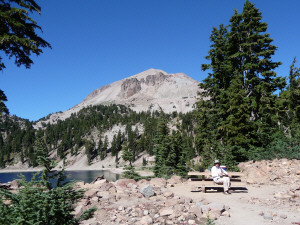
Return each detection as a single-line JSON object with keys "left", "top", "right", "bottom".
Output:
{"left": 288, "top": 58, "right": 300, "bottom": 129}
{"left": 0, "top": 0, "right": 51, "bottom": 114}
{"left": 122, "top": 142, "right": 134, "bottom": 167}
{"left": 228, "top": 0, "right": 285, "bottom": 144}
{"left": 0, "top": 90, "right": 9, "bottom": 115}
{"left": 102, "top": 136, "right": 108, "bottom": 159}
{"left": 97, "top": 137, "right": 103, "bottom": 159}
{"left": 153, "top": 116, "right": 170, "bottom": 176}
{"left": 196, "top": 24, "right": 232, "bottom": 166}
{"left": 277, "top": 57, "right": 300, "bottom": 138}
{"left": 85, "top": 140, "right": 95, "bottom": 165}
{"left": 196, "top": 0, "right": 285, "bottom": 166}
{"left": 111, "top": 135, "right": 117, "bottom": 156}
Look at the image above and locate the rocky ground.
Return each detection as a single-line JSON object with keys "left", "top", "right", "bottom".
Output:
{"left": 1, "top": 159, "right": 300, "bottom": 225}
{"left": 75, "top": 159, "right": 300, "bottom": 225}
{"left": 76, "top": 176, "right": 229, "bottom": 225}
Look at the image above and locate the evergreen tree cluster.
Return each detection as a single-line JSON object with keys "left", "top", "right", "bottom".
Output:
{"left": 196, "top": 0, "right": 300, "bottom": 169}
{"left": 0, "top": 105, "right": 196, "bottom": 176}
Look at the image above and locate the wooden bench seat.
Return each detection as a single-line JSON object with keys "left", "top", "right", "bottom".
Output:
{"left": 190, "top": 181, "right": 248, "bottom": 193}
{"left": 189, "top": 177, "right": 242, "bottom": 182}
{"left": 188, "top": 171, "right": 247, "bottom": 193}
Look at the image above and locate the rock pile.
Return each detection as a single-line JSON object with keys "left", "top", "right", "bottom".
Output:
{"left": 75, "top": 176, "right": 230, "bottom": 225}
{"left": 240, "top": 159, "right": 300, "bottom": 220}
{"left": 238, "top": 158, "right": 300, "bottom": 185}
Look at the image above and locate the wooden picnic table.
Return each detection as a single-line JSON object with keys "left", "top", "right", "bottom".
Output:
{"left": 187, "top": 171, "right": 247, "bottom": 193}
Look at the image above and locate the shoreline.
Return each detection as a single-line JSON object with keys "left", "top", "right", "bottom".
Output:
{"left": 0, "top": 167, "right": 124, "bottom": 174}
{"left": 0, "top": 167, "right": 154, "bottom": 177}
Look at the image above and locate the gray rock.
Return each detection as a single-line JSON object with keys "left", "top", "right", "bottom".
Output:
{"left": 200, "top": 205, "right": 210, "bottom": 213}
{"left": 207, "top": 202, "right": 225, "bottom": 213}
{"left": 196, "top": 202, "right": 203, "bottom": 207}
{"left": 280, "top": 214, "right": 287, "bottom": 219}
{"left": 140, "top": 184, "right": 155, "bottom": 197}
{"left": 263, "top": 212, "right": 273, "bottom": 220}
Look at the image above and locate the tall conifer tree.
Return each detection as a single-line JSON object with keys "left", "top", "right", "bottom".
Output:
{"left": 196, "top": 0, "right": 285, "bottom": 166}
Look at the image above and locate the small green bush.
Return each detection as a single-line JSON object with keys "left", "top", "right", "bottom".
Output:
{"left": 122, "top": 165, "right": 142, "bottom": 181}
{"left": 0, "top": 156, "right": 96, "bottom": 225}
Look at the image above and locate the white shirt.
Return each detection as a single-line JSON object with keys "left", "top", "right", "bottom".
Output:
{"left": 211, "top": 166, "right": 228, "bottom": 180}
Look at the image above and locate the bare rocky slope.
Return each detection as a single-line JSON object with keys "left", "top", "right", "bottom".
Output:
{"left": 35, "top": 69, "right": 200, "bottom": 127}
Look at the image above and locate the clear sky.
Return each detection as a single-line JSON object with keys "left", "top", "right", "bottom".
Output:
{"left": 1, "top": 0, "right": 300, "bottom": 121}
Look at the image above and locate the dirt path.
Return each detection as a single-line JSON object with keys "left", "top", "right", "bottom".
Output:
{"left": 168, "top": 183, "right": 300, "bottom": 225}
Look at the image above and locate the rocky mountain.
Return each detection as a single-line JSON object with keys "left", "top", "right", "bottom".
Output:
{"left": 36, "top": 69, "right": 200, "bottom": 126}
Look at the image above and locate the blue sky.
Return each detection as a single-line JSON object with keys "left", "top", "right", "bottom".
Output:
{"left": 1, "top": 0, "right": 300, "bottom": 121}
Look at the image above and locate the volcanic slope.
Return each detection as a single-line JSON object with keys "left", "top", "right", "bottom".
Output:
{"left": 36, "top": 69, "right": 200, "bottom": 126}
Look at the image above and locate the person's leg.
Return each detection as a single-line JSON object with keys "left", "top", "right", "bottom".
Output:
{"left": 223, "top": 177, "right": 230, "bottom": 192}
{"left": 215, "top": 177, "right": 228, "bottom": 193}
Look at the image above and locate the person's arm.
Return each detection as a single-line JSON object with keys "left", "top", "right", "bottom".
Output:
{"left": 221, "top": 168, "right": 231, "bottom": 177}
{"left": 221, "top": 168, "right": 228, "bottom": 175}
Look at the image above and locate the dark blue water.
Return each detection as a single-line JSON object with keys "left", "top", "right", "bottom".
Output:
{"left": 0, "top": 170, "right": 120, "bottom": 184}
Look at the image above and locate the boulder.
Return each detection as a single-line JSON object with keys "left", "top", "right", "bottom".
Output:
{"left": 137, "top": 179, "right": 150, "bottom": 187}
{"left": 221, "top": 211, "right": 230, "bottom": 217}
{"left": 165, "top": 199, "right": 180, "bottom": 207}
{"left": 163, "top": 191, "right": 174, "bottom": 198}
{"left": 140, "top": 185, "right": 155, "bottom": 198}
{"left": 208, "top": 202, "right": 225, "bottom": 213}
{"left": 73, "top": 204, "right": 84, "bottom": 218}
{"left": 188, "top": 219, "right": 196, "bottom": 225}
{"left": 153, "top": 186, "right": 163, "bottom": 195}
{"left": 91, "top": 175, "right": 104, "bottom": 183}
{"left": 280, "top": 214, "right": 287, "bottom": 219}
{"left": 189, "top": 205, "right": 202, "bottom": 218}
{"left": 81, "top": 218, "right": 100, "bottom": 225}
{"left": 84, "top": 189, "right": 98, "bottom": 198}
{"left": 99, "top": 183, "right": 116, "bottom": 192}
{"left": 140, "top": 215, "right": 153, "bottom": 225}
{"left": 199, "top": 202, "right": 225, "bottom": 215}
{"left": 10, "top": 179, "right": 21, "bottom": 189}
{"left": 263, "top": 212, "right": 273, "bottom": 220}
{"left": 150, "top": 178, "right": 167, "bottom": 187}
{"left": 159, "top": 207, "right": 174, "bottom": 216}
{"left": 94, "top": 179, "right": 108, "bottom": 185}
{"left": 167, "top": 175, "right": 182, "bottom": 185}
{"left": 116, "top": 179, "right": 137, "bottom": 188}
{"left": 201, "top": 211, "right": 216, "bottom": 220}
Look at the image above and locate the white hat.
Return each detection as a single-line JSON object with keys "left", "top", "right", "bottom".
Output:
{"left": 214, "top": 160, "right": 220, "bottom": 164}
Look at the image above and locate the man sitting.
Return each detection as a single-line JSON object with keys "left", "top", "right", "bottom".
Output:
{"left": 211, "top": 160, "right": 231, "bottom": 194}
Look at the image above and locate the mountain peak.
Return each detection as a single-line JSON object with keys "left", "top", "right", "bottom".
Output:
{"left": 34, "top": 69, "right": 201, "bottom": 127}
{"left": 130, "top": 68, "right": 167, "bottom": 79}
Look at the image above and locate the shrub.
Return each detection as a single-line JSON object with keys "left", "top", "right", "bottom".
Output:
{"left": 0, "top": 156, "right": 96, "bottom": 225}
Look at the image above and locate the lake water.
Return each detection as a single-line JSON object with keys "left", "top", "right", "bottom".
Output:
{"left": 0, "top": 170, "right": 121, "bottom": 184}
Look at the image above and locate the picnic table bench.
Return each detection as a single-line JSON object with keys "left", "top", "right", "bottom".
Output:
{"left": 187, "top": 171, "right": 247, "bottom": 193}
